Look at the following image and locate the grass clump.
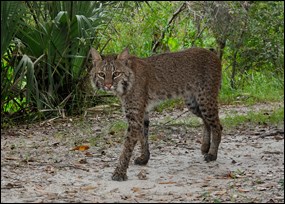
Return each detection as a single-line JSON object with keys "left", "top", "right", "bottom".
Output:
{"left": 221, "top": 106, "right": 284, "bottom": 128}
{"left": 154, "top": 98, "right": 185, "bottom": 113}
{"left": 109, "top": 120, "right": 128, "bottom": 135}
{"left": 219, "top": 71, "right": 284, "bottom": 105}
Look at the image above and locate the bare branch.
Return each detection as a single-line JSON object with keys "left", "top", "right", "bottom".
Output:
{"left": 152, "top": 2, "right": 187, "bottom": 53}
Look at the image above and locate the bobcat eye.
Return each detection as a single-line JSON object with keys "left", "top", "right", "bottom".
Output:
{"left": 113, "top": 72, "right": 121, "bottom": 78}
{"left": 98, "top": 72, "right": 105, "bottom": 78}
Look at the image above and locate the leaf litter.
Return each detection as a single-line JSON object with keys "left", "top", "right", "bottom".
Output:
{"left": 1, "top": 102, "right": 284, "bottom": 203}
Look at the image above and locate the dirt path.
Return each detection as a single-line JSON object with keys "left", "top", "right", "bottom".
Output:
{"left": 1, "top": 103, "right": 284, "bottom": 203}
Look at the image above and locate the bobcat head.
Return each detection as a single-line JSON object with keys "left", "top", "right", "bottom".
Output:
{"left": 89, "top": 48, "right": 134, "bottom": 95}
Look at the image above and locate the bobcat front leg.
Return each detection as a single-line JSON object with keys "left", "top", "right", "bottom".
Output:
{"left": 112, "top": 109, "right": 144, "bottom": 181}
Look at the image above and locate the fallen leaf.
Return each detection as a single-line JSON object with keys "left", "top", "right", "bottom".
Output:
{"left": 21, "top": 157, "right": 36, "bottom": 163}
{"left": 137, "top": 169, "right": 147, "bottom": 180}
{"left": 205, "top": 176, "right": 214, "bottom": 181}
{"left": 235, "top": 174, "right": 247, "bottom": 178}
{"left": 3, "top": 183, "right": 23, "bottom": 189}
{"left": 132, "top": 187, "right": 141, "bottom": 193}
{"left": 214, "top": 189, "right": 227, "bottom": 195}
{"left": 238, "top": 188, "right": 250, "bottom": 193}
{"left": 45, "top": 165, "right": 55, "bottom": 173}
{"left": 135, "top": 193, "right": 146, "bottom": 198}
{"left": 263, "top": 151, "right": 282, "bottom": 155}
{"left": 78, "top": 158, "right": 87, "bottom": 164}
{"left": 4, "top": 183, "right": 14, "bottom": 189}
{"left": 52, "top": 142, "right": 60, "bottom": 146}
{"left": 84, "top": 152, "right": 93, "bottom": 157}
{"left": 159, "top": 181, "right": 177, "bottom": 184}
{"left": 226, "top": 171, "right": 236, "bottom": 179}
{"left": 226, "top": 170, "right": 246, "bottom": 179}
{"left": 121, "top": 195, "right": 130, "bottom": 200}
{"left": 5, "top": 156, "right": 19, "bottom": 160}
{"left": 201, "top": 182, "right": 209, "bottom": 187}
{"left": 274, "top": 136, "right": 283, "bottom": 141}
{"left": 257, "top": 186, "right": 267, "bottom": 191}
{"left": 231, "top": 159, "right": 237, "bottom": 164}
{"left": 80, "top": 185, "right": 97, "bottom": 191}
{"left": 72, "top": 145, "right": 89, "bottom": 151}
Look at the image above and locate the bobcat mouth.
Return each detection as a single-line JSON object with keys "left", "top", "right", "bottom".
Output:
{"left": 104, "top": 83, "right": 113, "bottom": 90}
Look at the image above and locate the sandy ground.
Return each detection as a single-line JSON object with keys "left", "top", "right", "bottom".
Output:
{"left": 1, "top": 102, "right": 284, "bottom": 203}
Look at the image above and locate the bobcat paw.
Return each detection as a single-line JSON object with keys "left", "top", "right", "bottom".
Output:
{"left": 134, "top": 156, "right": 149, "bottom": 165}
{"left": 112, "top": 171, "right": 128, "bottom": 181}
{"left": 204, "top": 153, "right": 217, "bottom": 162}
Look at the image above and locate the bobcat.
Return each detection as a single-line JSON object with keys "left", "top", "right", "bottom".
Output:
{"left": 89, "top": 47, "right": 222, "bottom": 181}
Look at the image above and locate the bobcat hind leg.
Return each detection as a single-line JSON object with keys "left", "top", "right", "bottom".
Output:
{"left": 134, "top": 112, "right": 150, "bottom": 165}
{"left": 198, "top": 101, "right": 222, "bottom": 162}
{"left": 185, "top": 95, "right": 211, "bottom": 155}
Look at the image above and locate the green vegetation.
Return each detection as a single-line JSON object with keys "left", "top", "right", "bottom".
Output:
{"left": 221, "top": 106, "right": 284, "bottom": 128}
{"left": 157, "top": 115, "right": 202, "bottom": 128}
{"left": 279, "top": 179, "right": 284, "bottom": 190}
{"left": 90, "top": 106, "right": 284, "bottom": 139}
{"left": 109, "top": 120, "right": 128, "bottom": 136}
{"left": 155, "top": 98, "right": 184, "bottom": 113}
{"left": 219, "top": 70, "right": 284, "bottom": 105}
{"left": 154, "top": 106, "right": 284, "bottom": 129}
{"left": 1, "top": 1, "right": 284, "bottom": 125}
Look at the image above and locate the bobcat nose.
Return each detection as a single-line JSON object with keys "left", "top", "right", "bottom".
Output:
{"left": 105, "top": 83, "right": 112, "bottom": 89}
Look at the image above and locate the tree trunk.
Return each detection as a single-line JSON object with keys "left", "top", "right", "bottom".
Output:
{"left": 230, "top": 50, "right": 238, "bottom": 89}
{"left": 217, "top": 40, "right": 226, "bottom": 62}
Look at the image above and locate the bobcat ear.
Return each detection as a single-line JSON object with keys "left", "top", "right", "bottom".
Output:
{"left": 90, "top": 48, "right": 102, "bottom": 62}
{"left": 117, "top": 48, "right": 129, "bottom": 60}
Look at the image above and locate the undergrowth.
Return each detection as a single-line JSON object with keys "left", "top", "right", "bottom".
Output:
{"left": 221, "top": 106, "right": 284, "bottom": 128}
